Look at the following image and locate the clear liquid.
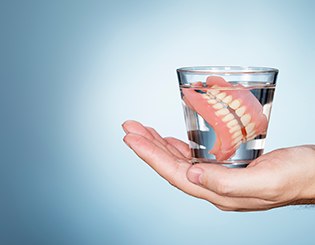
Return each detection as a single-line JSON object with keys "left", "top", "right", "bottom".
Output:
{"left": 180, "top": 82, "right": 275, "bottom": 168}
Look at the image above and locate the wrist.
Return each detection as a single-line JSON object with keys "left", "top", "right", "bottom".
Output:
{"left": 296, "top": 145, "right": 315, "bottom": 202}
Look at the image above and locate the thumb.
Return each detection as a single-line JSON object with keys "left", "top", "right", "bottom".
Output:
{"left": 186, "top": 164, "right": 262, "bottom": 197}
{"left": 186, "top": 166, "right": 204, "bottom": 186}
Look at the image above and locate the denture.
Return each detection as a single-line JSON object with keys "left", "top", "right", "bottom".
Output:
{"left": 182, "top": 76, "right": 268, "bottom": 161}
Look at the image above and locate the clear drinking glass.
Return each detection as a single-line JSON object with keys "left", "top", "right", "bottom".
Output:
{"left": 177, "top": 66, "right": 278, "bottom": 168}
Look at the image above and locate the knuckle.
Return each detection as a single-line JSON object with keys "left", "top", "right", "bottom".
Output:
{"left": 129, "top": 134, "right": 145, "bottom": 146}
{"left": 167, "top": 160, "right": 186, "bottom": 188}
{"left": 146, "top": 127, "right": 155, "bottom": 134}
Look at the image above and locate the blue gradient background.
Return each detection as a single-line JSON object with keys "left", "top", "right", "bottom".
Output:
{"left": 1, "top": 0, "right": 315, "bottom": 244}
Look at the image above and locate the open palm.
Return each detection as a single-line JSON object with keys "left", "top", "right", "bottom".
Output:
{"left": 123, "top": 120, "right": 315, "bottom": 211}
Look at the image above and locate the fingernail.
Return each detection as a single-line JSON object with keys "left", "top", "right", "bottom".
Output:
{"left": 187, "top": 167, "right": 203, "bottom": 185}
{"left": 122, "top": 123, "right": 129, "bottom": 134}
{"left": 123, "top": 135, "right": 131, "bottom": 147}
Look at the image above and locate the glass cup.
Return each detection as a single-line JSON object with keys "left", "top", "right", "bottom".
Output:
{"left": 177, "top": 66, "right": 278, "bottom": 168}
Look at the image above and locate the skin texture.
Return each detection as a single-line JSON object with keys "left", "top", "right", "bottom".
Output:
{"left": 122, "top": 120, "right": 315, "bottom": 212}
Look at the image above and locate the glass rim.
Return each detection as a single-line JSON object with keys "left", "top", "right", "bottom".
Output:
{"left": 177, "top": 66, "right": 279, "bottom": 74}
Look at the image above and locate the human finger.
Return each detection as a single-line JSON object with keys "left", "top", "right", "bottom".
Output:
{"left": 123, "top": 120, "right": 188, "bottom": 160}
{"left": 122, "top": 120, "right": 170, "bottom": 153}
{"left": 124, "top": 133, "right": 277, "bottom": 211}
{"left": 164, "top": 137, "right": 192, "bottom": 159}
{"left": 186, "top": 163, "right": 276, "bottom": 199}
{"left": 145, "top": 127, "right": 187, "bottom": 160}
{"left": 124, "top": 132, "right": 184, "bottom": 178}
{"left": 124, "top": 132, "right": 221, "bottom": 200}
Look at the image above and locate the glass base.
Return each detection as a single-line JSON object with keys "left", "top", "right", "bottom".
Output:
{"left": 191, "top": 158, "right": 250, "bottom": 168}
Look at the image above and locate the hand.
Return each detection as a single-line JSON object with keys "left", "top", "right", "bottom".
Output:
{"left": 122, "top": 120, "right": 315, "bottom": 211}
